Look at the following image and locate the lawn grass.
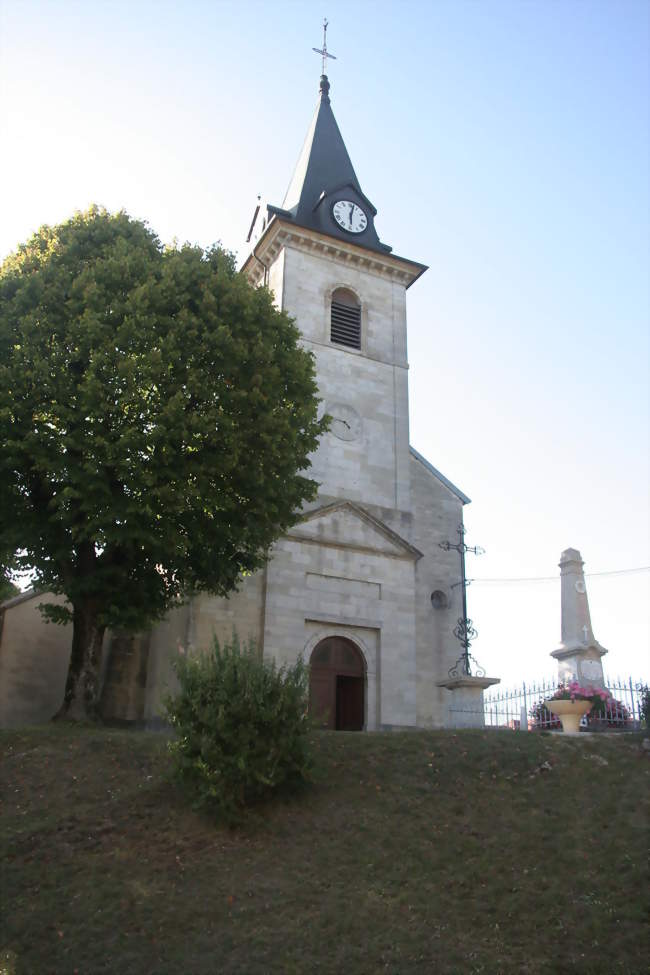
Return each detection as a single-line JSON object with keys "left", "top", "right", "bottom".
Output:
{"left": 1, "top": 725, "right": 648, "bottom": 975}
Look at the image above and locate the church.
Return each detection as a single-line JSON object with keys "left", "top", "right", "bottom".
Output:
{"left": 0, "top": 70, "right": 473, "bottom": 731}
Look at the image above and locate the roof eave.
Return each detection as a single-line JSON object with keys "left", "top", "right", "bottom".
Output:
{"left": 242, "top": 215, "right": 427, "bottom": 289}
{"left": 410, "top": 446, "right": 471, "bottom": 504}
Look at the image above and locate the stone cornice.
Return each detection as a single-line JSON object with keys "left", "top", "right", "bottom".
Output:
{"left": 242, "top": 217, "right": 427, "bottom": 290}
{"left": 305, "top": 612, "right": 381, "bottom": 630}
{"left": 551, "top": 643, "right": 608, "bottom": 660}
{"left": 436, "top": 677, "right": 501, "bottom": 690}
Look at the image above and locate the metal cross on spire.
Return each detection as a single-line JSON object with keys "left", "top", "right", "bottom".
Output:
{"left": 312, "top": 18, "right": 337, "bottom": 76}
{"left": 439, "top": 524, "right": 486, "bottom": 678}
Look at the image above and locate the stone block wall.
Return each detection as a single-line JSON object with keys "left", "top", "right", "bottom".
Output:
{"left": 0, "top": 592, "right": 73, "bottom": 726}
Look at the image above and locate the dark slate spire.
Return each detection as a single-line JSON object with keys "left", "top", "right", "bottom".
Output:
{"left": 268, "top": 75, "right": 392, "bottom": 254}
{"left": 281, "top": 75, "right": 358, "bottom": 213}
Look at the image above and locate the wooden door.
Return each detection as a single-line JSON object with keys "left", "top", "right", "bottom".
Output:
{"left": 310, "top": 672, "right": 333, "bottom": 728}
{"left": 310, "top": 637, "right": 364, "bottom": 731}
{"left": 336, "top": 676, "right": 364, "bottom": 731}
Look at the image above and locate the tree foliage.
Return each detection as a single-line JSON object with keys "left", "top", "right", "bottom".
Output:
{"left": 0, "top": 207, "right": 325, "bottom": 718}
{"left": 0, "top": 574, "right": 20, "bottom": 603}
{"left": 166, "top": 634, "right": 313, "bottom": 823}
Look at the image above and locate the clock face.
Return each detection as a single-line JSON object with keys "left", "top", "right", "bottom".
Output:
{"left": 332, "top": 200, "right": 368, "bottom": 234}
{"left": 327, "top": 402, "right": 362, "bottom": 441}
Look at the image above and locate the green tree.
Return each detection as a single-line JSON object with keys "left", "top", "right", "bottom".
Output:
{"left": 0, "top": 207, "right": 325, "bottom": 720}
{"left": 0, "top": 574, "right": 20, "bottom": 602}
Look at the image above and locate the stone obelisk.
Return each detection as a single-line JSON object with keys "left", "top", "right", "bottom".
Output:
{"left": 551, "top": 548, "right": 608, "bottom": 688}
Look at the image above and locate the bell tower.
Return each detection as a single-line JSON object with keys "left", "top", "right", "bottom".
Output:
{"left": 242, "top": 59, "right": 426, "bottom": 517}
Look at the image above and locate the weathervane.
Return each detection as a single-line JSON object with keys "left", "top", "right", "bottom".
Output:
{"left": 312, "top": 18, "right": 337, "bottom": 76}
{"left": 439, "top": 524, "right": 485, "bottom": 678}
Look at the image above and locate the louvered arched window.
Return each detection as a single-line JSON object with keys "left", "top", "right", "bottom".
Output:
{"left": 330, "top": 288, "right": 361, "bottom": 350}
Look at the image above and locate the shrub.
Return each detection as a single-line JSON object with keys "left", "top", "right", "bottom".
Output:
{"left": 587, "top": 696, "right": 632, "bottom": 729}
{"left": 529, "top": 700, "right": 561, "bottom": 731}
{"left": 165, "top": 634, "right": 313, "bottom": 822}
{"left": 637, "top": 685, "right": 650, "bottom": 728}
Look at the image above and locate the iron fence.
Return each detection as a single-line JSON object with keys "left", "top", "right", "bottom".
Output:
{"left": 447, "top": 675, "right": 647, "bottom": 731}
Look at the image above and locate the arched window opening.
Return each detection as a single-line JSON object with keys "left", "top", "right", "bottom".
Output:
{"left": 330, "top": 288, "right": 361, "bottom": 350}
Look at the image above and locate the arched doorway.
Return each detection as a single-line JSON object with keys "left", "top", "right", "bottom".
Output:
{"left": 309, "top": 637, "right": 365, "bottom": 731}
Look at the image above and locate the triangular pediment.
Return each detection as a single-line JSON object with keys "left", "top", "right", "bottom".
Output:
{"left": 287, "top": 501, "right": 422, "bottom": 560}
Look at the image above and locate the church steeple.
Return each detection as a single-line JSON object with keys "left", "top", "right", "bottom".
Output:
{"left": 281, "top": 74, "right": 358, "bottom": 216}
{"left": 267, "top": 72, "right": 392, "bottom": 254}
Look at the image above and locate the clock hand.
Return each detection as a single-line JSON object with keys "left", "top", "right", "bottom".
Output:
{"left": 349, "top": 202, "right": 355, "bottom": 226}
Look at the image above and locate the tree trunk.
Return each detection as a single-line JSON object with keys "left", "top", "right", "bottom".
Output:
{"left": 54, "top": 603, "right": 106, "bottom": 721}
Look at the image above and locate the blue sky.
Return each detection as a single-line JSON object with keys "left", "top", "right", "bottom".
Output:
{"left": 1, "top": 0, "right": 648, "bottom": 685}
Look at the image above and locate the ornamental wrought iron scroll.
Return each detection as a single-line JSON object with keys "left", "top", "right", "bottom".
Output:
{"left": 439, "top": 525, "right": 486, "bottom": 678}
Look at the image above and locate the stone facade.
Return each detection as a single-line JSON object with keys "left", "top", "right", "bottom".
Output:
{"left": 0, "top": 76, "right": 473, "bottom": 730}
{"left": 0, "top": 592, "right": 74, "bottom": 728}
{"left": 136, "top": 221, "right": 471, "bottom": 730}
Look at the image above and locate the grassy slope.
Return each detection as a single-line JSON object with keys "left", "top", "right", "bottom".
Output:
{"left": 1, "top": 726, "right": 648, "bottom": 975}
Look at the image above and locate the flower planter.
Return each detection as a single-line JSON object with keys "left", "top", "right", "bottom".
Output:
{"left": 545, "top": 699, "right": 593, "bottom": 734}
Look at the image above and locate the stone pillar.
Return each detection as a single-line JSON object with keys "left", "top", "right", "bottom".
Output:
{"left": 436, "top": 676, "right": 500, "bottom": 728}
{"left": 551, "top": 548, "right": 608, "bottom": 688}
